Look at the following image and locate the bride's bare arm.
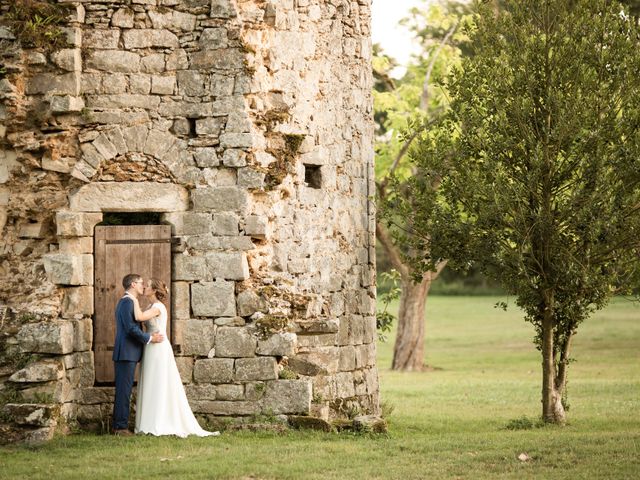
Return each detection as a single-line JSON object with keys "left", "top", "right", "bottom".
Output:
{"left": 131, "top": 297, "right": 160, "bottom": 322}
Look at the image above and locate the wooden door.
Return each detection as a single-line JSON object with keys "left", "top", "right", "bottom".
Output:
{"left": 94, "top": 225, "right": 172, "bottom": 383}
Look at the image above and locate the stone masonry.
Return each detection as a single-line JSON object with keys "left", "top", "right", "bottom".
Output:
{"left": 0, "top": 0, "right": 377, "bottom": 442}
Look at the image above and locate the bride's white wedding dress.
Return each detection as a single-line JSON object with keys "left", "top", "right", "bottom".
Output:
{"left": 135, "top": 302, "right": 217, "bottom": 437}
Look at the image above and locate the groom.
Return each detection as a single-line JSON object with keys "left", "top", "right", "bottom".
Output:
{"left": 112, "top": 273, "right": 163, "bottom": 436}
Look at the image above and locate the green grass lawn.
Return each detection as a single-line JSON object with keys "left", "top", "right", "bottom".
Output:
{"left": 1, "top": 296, "right": 639, "bottom": 479}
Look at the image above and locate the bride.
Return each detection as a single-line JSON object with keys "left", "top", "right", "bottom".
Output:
{"left": 131, "top": 278, "right": 219, "bottom": 437}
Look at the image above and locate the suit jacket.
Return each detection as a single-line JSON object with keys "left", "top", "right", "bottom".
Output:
{"left": 112, "top": 295, "right": 150, "bottom": 362}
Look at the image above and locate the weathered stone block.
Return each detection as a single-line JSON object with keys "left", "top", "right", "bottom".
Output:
{"left": 86, "top": 50, "right": 140, "bottom": 72}
{"left": 236, "top": 290, "right": 268, "bottom": 317}
{"left": 51, "top": 49, "right": 82, "bottom": 72}
{"left": 190, "top": 49, "right": 244, "bottom": 69}
{"left": 238, "top": 168, "right": 265, "bottom": 189}
{"left": 80, "top": 142, "right": 104, "bottom": 169}
{"left": 9, "top": 360, "right": 64, "bottom": 383}
{"left": 192, "top": 187, "right": 248, "bottom": 213}
{"left": 210, "top": 0, "right": 237, "bottom": 19}
{"left": 185, "top": 384, "right": 217, "bottom": 401}
{"left": 58, "top": 237, "right": 93, "bottom": 254}
{"left": 221, "top": 149, "right": 246, "bottom": 167}
{"left": 175, "top": 356, "right": 194, "bottom": 384}
{"left": 211, "top": 213, "right": 238, "bottom": 235}
{"left": 244, "top": 215, "right": 267, "bottom": 239}
{"left": 151, "top": 75, "right": 176, "bottom": 95}
{"left": 191, "top": 400, "right": 259, "bottom": 416}
{"left": 363, "top": 316, "right": 376, "bottom": 344}
{"left": 141, "top": 53, "right": 166, "bottom": 73}
{"left": 111, "top": 7, "right": 134, "bottom": 28}
{"left": 72, "top": 317, "right": 93, "bottom": 352}
{"left": 17, "top": 321, "right": 74, "bottom": 354}
{"left": 234, "top": 357, "right": 277, "bottom": 381}
{"left": 193, "top": 358, "right": 234, "bottom": 383}
{"left": 215, "top": 384, "right": 244, "bottom": 401}
{"left": 182, "top": 319, "right": 215, "bottom": 356}
{"left": 335, "top": 372, "right": 356, "bottom": 398}
{"left": 43, "top": 253, "right": 93, "bottom": 286}
{"left": 62, "top": 287, "right": 94, "bottom": 319}
{"left": 87, "top": 94, "right": 160, "bottom": 109}
{"left": 50, "top": 95, "right": 84, "bottom": 113}
{"left": 256, "top": 332, "right": 297, "bottom": 356}
{"left": 0, "top": 149, "right": 18, "bottom": 184}
{"left": 219, "top": 133, "right": 253, "bottom": 148}
{"left": 206, "top": 252, "right": 249, "bottom": 280}
{"left": 2, "top": 404, "right": 60, "bottom": 427}
{"left": 123, "top": 29, "right": 180, "bottom": 49}
{"left": 143, "top": 129, "right": 175, "bottom": 160}
{"left": 105, "top": 127, "right": 128, "bottom": 156}
{"left": 339, "top": 345, "right": 356, "bottom": 371}
{"left": 177, "top": 70, "right": 206, "bottom": 96}
{"left": 196, "top": 117, "right": 225, "bottom": 136}
{"left": 262, "top": 380, "right": 312, "bottom": 414}
{"left": 92, "top": 133, "right": 118, "bottom": 160}
{"left": 173, "top": 255, "right": 207, "bottom": 281}
{"left": 214, "top": 317, "right": 245, "bottom": 326}
{"left": 172, "top": 282, "right": 190, "bottom": 321}
{"left": 158, "top": 101, "right": 214, "bottom": 117}
{"left": 182, "top": 212, "right": 211, "bottom": 235}
{"left": 200, "top": 28, "right": 227, "bottom": 49}
{"left": 215, "top": 326, "right": 256, "bottom": 357}
{"left": 295, "top": 348, "right": 339, "bottom": 375}
{"left": 122, "top": 125, "right": 148, "bottom": 152}
{"left": 69, "top": 182, "right": 188, "bottom": 212}
{"left": 27, "top": 72, "right": 80, "bottom": 95}
{"left": 17, "top": 222, "right": 47, "bottom": 239}
{"left": 130, "top": 74, "right": 151, "bottom": 94}
{"left": 191, "top": 280, "right": 236, "bottom": 317}
{"left": 83, "top": 29, "right": 119, "bottom": 49}
{"left": 194, "top": 147, "right": 220, "bottom": 167}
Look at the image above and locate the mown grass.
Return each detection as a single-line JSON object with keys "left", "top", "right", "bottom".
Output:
{"left": 1, "top": 296, "right": 638, "bottom": 479}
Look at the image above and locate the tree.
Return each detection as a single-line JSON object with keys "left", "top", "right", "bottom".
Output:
{"left": 374, "top": 1, "right": 471, "bottom": 370}
{"left": 404, "top": 0, "right": 640, "bottom": 422}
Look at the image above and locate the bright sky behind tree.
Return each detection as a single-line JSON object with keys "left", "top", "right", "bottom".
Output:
{"left": 371, "top": 0, "right": 432, "bottom": 77}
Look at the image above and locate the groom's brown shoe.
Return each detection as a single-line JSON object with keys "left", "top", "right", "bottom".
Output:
{"left": 113, "top": 429, "right": 133, "bottom": 437}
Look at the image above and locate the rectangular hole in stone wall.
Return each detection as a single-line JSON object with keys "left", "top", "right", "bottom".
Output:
{"left": 304, "top": 164, "right": 322, "bottom": 189}
{"left": 187, "top": 118, "right": 197, "bottom": 138}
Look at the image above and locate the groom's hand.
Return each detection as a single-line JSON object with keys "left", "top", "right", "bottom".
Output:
{"left": 150, "top": 333, "right": 164, "bottom": 343}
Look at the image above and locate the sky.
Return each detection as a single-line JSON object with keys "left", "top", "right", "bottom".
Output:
{"left": 371, "top": 0, "right": 431, "bottom": 77}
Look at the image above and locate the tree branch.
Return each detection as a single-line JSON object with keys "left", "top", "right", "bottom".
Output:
{"left": 420, "top": 21, "right": 459, "bottom": 111}
{"left": 376, "top": 221, "right": 410, "bottom": 278}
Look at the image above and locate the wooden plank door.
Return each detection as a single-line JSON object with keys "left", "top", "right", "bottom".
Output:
{"left": 94, "top": 225, "right": 172, "bottom": 383}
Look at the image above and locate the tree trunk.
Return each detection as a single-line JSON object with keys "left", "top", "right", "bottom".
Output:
{"left": 391, "top": 274, "right": 433, "bottom": 371}
{"left": 541, "top": 291, "right": 566, "bottom": 424}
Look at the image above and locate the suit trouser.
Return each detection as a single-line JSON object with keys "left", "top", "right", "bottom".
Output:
{"left": 113, "top": 360, "right": 137, "bottom": 430}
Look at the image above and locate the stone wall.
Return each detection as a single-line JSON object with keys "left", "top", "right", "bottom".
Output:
{"left": 0, "top": 0, "right": 377, "bottom": 442}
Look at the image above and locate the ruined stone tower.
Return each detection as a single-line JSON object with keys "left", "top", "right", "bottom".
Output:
{"left": 0, "top": 0, "right": 377, "bottom": 441}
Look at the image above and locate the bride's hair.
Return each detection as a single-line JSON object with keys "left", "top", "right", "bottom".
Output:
{"left": 149, "top": 278, "right": 168, "bottom": 301}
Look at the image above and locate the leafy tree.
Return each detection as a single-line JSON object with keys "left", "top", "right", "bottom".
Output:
{"left": 374, "top": 1, "right": 472, "bottom": 370}
{"left": 403, "top": 0, "right": 640, "bottom": 422}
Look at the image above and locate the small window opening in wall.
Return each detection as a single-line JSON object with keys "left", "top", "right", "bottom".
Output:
{"left": 304, "top": 164, "right": 322, "bottom": 189}
{"left": 187, "top": 117, "right": 197, "bottom": 138}
{"left": 99, "top": 212, "right": 163, "bottom": 226}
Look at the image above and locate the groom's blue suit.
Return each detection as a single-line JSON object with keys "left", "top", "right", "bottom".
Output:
{"left": 112, "top": 295, "right": 150, "bottom": 431}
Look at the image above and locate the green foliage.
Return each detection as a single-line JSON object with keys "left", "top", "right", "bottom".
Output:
{"left": 254, "top": 315, "right": 288, "bottom": 339}
{"left": 278, "top": 368, "right": 298, "bottom": 380}
{"left": 504, "top": 416, "right": 545, "bottom": 430}
{"left": 376, "top": 270, "right": 400, "bottom": 341}
{"left": 7, "top": 0, "right": 73, "bottom": 53}
{"left": 403, "top": 0, "right": 640, "bottom": 419}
